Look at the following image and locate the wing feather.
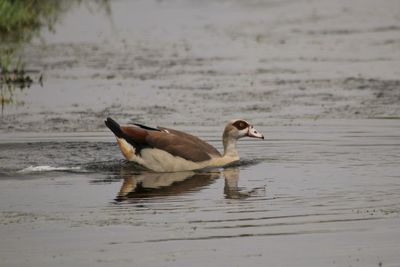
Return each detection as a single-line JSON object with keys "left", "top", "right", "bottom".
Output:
{"left": 158, "top": 127, "right": 221, "bottom": 157}
{"left": 146, "top": 132, "right": 215, "bottom": 162}
{"left": 111, "top": 120, "right": 221, "bottom": 162}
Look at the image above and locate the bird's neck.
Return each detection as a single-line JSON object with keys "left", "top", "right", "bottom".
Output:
{"left": 223, "top": 136, "right": 239, "bottom": 159}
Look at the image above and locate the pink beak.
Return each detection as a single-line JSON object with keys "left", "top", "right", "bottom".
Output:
{"left": 246, "top": 125, "right": 264, "bottom": 139}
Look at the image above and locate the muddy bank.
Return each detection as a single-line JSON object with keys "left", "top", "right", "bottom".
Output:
{"left": 0, "top": 0, "right": 399, "bottom": 132}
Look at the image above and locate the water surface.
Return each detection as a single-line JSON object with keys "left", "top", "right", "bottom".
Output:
{"left": 1, "top": 0, "right": 400, "bottom": 266}
{"left": 1, "top": 119, "right": 399, "bottom": 266}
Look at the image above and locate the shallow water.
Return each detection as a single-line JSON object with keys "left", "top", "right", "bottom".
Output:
{"left": 2, "top": 0, "right": 400, "bottom": 132}
{"left": 1, "top": 119, "right": 400, "bottom": 266}
{"left": 1, "top": 0, "right": 400, "bottom": 266}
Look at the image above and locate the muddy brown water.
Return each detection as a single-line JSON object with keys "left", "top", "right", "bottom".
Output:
{"left": 1, "top": 0, "right": 400, "bottom": 266}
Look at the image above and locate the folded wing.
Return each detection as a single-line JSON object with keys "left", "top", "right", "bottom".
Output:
{"left": 106, "top": 118, "right": 221, "bottom": 162}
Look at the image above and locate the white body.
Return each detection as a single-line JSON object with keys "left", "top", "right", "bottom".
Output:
{"left": 117, "top": 138, "right": 239, "bottom": 172}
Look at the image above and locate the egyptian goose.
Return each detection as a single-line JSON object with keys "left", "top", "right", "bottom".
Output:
{"left": 105, "top": 117, "right": 264, "bottom": 172}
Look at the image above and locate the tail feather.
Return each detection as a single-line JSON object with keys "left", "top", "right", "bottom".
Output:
{"left": 105, "top": 117, "right": 124, "bottom": 138}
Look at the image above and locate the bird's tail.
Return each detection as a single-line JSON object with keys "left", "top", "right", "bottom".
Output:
{"left": 105, "top": 117, "right": 124, "bottom": 138}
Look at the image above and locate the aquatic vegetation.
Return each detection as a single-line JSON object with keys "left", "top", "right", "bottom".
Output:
{"left": 0, "top": 0, "right": 65, "bottom": 112}
{"left": 0, "top": 49, "right": 35, "bottom": 114}
{"left": 0, "top": 0, "right": 62, "bottom": 42}
{"left": 0, "top": 0, "right": 67, "bottom": 72}
{"left": 0, "top": 0, "right": 110, "bottom": 112}
{"left": 0, "top": 0, "right": 110, "bottom": 49}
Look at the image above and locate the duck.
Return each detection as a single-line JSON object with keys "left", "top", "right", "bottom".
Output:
{"left": 105, "top": 117, "right": 264, "bottom": 172}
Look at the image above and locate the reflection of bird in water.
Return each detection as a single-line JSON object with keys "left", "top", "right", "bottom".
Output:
{"left": 223, "top": 168, "right": 266, "bottom": 199}
{"left": 105, "top": 118, "right": 264, "bottom": 172}
{"left": 116, "top": 169, "right": 220, "bottom": 201}
{"left": 116, "top": 165, "right": 265, "bottom": 201}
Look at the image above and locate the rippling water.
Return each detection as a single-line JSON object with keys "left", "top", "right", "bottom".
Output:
{"left": 1, "top": 0, "right": 400, "bottom": 265}
{"left": 1, "top": 119, "right": 399, "bottom": 266}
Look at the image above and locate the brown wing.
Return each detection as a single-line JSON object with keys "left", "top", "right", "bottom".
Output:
{"left": 116, "top": 123, "right": 220, "bottom": 162}
{"left": 158, "top": 127, "right": 222, "bottom": 157}
{"left": 145, "top": 131, "right": 217, "bottom": 162}
{"left": 121, "top": 126, "right": 149, "bottom": 153}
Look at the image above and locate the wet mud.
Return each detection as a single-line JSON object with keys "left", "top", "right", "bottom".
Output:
{"left": 0, "top": 0, "right": 399, "bottom": 131}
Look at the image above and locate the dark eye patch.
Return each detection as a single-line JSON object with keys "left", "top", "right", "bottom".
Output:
{"left": 233, "top": 120, "right": 249, "bottom": 130}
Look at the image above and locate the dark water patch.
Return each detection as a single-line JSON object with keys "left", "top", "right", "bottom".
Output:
{"left": 112, "top": 229, "right": 349, "bottom": 245}
{"left": 371, "top": 116, "right": 400, "bottom": 120}
{"left": 377, "top": 39, "right": 400, "bottom": 46}
{"left": 293, "top": 25, "right": 400, "bottom": 36}
{"left": 256, "top": 68, "right": 299, "bottom": 75}
{"left": 0, "top": 140, "right": 123, "bottom": 176}
{"left": 260, "top": 57, "right": 394, "bottom": 63}
{"left": 188, "top": 213, "right": 341, "bottom": 224}
{"left": 83, "top": 160, "right": 134, "bottom": 174}
{"left": 343, "top": 77, "right": 400, "bottom": 91}
{"left": 158, "top": 84, "right": 215, "bottom": 91}
{"left": 205, "top": 217, "right": 383, "bottom": 230}
{"left": 245, "top": 104, "right": 272, "bottom": 112}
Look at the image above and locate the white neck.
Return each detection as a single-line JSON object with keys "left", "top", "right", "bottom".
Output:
{"left": 223, "top": 137, "right": 239, "bottom": 159}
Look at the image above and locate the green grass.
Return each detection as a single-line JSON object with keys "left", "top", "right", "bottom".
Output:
{"left": 0, "top": 0, "right": 39, "bottom": 40}
{"left": 0, "top": 0, "right": 63, "bottom": 42}
{"left": 0, "top": 0, "right": 68, "bottom": 75}
{"left": 0, "top": 0, "right": 110, "bottom": 112}
{"left": 0, "top": 0, "right": 110, "bottom": 84}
